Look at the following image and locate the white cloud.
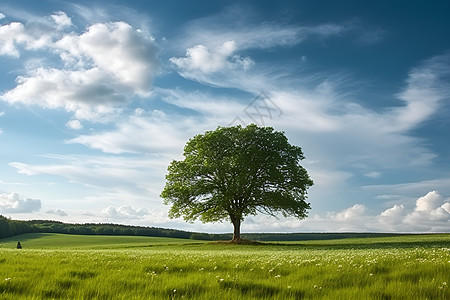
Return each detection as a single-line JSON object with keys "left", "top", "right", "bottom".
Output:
{"left": 415, "top": 190, "right": 442, "bottom": 211}
{"left": 50, "top": 11, "right": 72, "bottom": 29}
{"left": 306, "top": 204, "right": 373, "bottom": 232}
{"left": 380, "top": 204, "right": 405, "bottom": 218}
{"left": 333, "top": 204, "right": 367, "bottom": 221}
{"left": 0, "top": 11, "right": 71, "bottom": 57}
{"left": 179, "top": 6, "right": 350, "bottom": 51}
{"left": 391, "top": 52, "right": 450, "bottom": 132}
{"left": 0, "top": 12, "right": 5, "bottom": 20}
{"left": 170, "top": 40, "right": 253, "bottom": 75}
{"left": 287, "top": 191, "right": 449, "bottom": 233}
{"left": 0, "top": 13, "right": 160, "bottom": 121}
{"left": 46, "top": 209, "right": 68, "bottom": 216}
{"left": 56, "top": 21, "right": 159, "bottom": 94}
{"left": 66, "top": 119, "right": 83, "bottom": 130}
{"left": 0, "top": 22, "right": 27, "bottom": 57}
{"left": 376, "top": 191, "right": 450, "bottom": 232}
{"left": 378, "top": 205, "right": 407, "bottom": 230}
{"left": 402, "top": 191, "right": 450, "bottom": 228}
{"left": 0, "top": 192, "right": 41, "bottom": 213}
{"left": 102, "top": 205, "right": 151, "bottom": 219}
{"left": 1, "top": 67, "right": 127, "bottom": 120}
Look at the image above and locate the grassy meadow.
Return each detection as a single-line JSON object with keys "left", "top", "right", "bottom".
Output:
{"left": 0, "top": 233, "right": 449, "bottom": 299}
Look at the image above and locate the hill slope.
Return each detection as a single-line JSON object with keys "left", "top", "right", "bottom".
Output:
{"left": 0, "top": 233, "right": 203, "bottom": 250}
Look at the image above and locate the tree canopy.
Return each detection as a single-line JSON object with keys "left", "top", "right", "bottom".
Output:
{"left": 161, "top": 124, "right": 313, "bottom": 241}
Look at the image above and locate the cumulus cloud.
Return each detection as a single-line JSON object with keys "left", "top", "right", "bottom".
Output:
{"left": 102, "top": 205, "right": 150, "bottom": 219}
{"left": 415, "top": 190, "right": 442, "bottom": 211}
{"left": 66, "top": 119, "right": 83, "bottom": 130}
{"left": 0, "top": 12, "right": 5, "bottom": 20}
{"left": 0, "top": 11, "right": 71, "bottom": 57}
{"left": 334, "top": 204, "right": 366, "bottom": 221}
{"left": 305, "top": 204, "right": 374, "bottom": 231}
{"left": 46, "top": 209, "right": 68, "bottom": 216}
{"left": 377, "top": 191, "right": 450, "bottom": 232}
{"left": 0, "top": 192, "right": 41, "bottom": 213}
{"left": 0, "top": 13, "right": 160, "bottom": 121}
{"left": 2, "top": 68, "right": 127, "bottom": 120}
{"left": 275, "top": 191, "right": 449, "bottom": 233}
{"left": 378, "top": 204, "right": 407, "bottom": 230}
{"left": 56, "top": 21, "right": 159, "bottom": 93}
{"left": 402, "top": 191, "right": 450, "bottom": 230}
{"left": 170, "top": 40, "right": 253, "bottom": 75}
{"left": 380, "top": 204, "right": 405, "bottom": 219}
{"left": 0, "top": 22, "right": 27, "bottom": 57}
{"left": 279, "top": 191, "right": 449, "bottom": 233}
{"left": 50, "top": 11, "right": 72, "bottom": 29}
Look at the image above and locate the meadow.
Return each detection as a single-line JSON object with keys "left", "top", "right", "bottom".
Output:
{"left": 0, "top": 233, "right": 449, "bottom": 299}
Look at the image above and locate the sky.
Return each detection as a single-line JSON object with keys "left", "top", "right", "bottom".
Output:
{"left": 1, "top": 0, "right": 449, "bottom": 233}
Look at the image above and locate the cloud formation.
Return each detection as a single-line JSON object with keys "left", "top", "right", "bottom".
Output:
{"left": 179, "top": 6, "right": 350, "bottom": 51}
{"left": 323, "top": 191, "right": 450, "bottom": 232}
{"left": 66, "top": 119, "right": 83, "bottom": 130}
{"left": 401, "top": 191, "right": 450, "bottom": 231}
{"left": 102, "top": 205, "right": 150, "bottom": 219}
{"left": 56, "top": 21, "right": 159, "bottom": 94}
{"left": 170, "top": 40, "right": 253, "bottom": 75}
{"left": 67, "top": 110, "right": 189, "bottom": 154}
{"left": 46, "top": 209, "right": 68, "bottom": 216}
{"left": 392, "top": 52, "right": 450, "bottom": 132}
{"left": 0, "top": 11, "right": 71, "bottom": 57}
{"left": 0, "top": 192, "right": 41, "bottom": 213}
{"left": 0, "top": 13, "right": 160, "bottom": 121}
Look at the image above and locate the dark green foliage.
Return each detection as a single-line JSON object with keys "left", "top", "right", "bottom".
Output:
{"left": 0, "top": 215, "right": 36, "bottom": 238}
{"left": 0, "top": 215, "right": 192, "bottom": 239}
{"left": 161, "top": 124, "right": 313, "bottom": 240}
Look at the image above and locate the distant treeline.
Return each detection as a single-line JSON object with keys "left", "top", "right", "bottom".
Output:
{"left": 0, "top": 215, "right": 33, "bottom": 239}
{"left": 0, "top": 215, "right": 191, "bottom": 239}
{"left": 1, "top": 215, "right": 405, "bottom": 241}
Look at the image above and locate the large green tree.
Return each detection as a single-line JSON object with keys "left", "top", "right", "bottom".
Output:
{"left": 161, "top": 124, "right": 313, "bottom": 241}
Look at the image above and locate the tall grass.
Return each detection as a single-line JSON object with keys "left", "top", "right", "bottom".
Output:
{"left": 0, "top": 234, "right": 449, "bottom": 299}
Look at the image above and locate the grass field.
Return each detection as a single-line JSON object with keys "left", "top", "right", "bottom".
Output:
{"left": 0, "top": 233, "right": 449, "bottom": 299}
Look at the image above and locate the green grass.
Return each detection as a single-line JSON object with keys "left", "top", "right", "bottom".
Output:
{"left": 0, "top": 233, "right": 199, "bottom": 249}
{"left": 0, "top": 233, "right": 449, "bottom": 299}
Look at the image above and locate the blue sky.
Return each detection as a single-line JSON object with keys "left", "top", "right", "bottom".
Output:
{"left": 1, "top": 0, "right": 449, "bottom": 233}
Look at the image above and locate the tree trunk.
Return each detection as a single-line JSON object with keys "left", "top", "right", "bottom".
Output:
{"left": 232, "top": 218, "right": 241, "bottom": 242}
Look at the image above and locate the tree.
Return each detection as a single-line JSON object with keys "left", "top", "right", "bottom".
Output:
{"left": 160, "top": 124, "right": 313, "bottom": 242}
